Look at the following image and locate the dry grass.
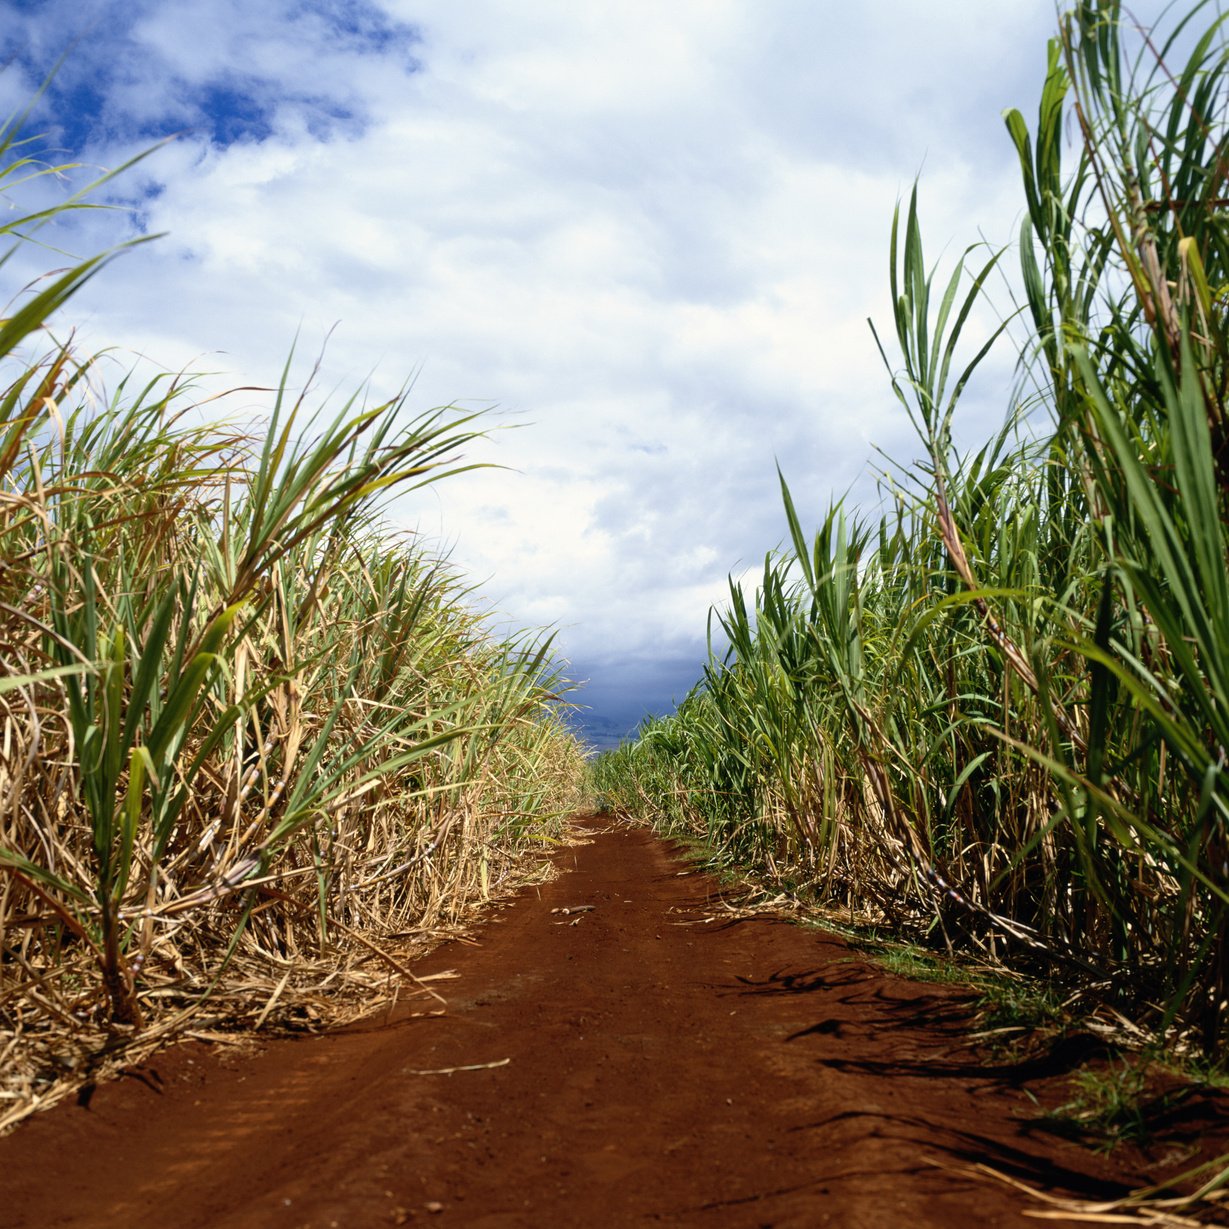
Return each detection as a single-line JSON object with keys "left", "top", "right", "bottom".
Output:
{"left": 0, "top": 93, "right": 589, "bottom": 1127}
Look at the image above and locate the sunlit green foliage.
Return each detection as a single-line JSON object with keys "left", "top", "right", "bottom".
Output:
{"left": 594, "top": 0, "right": 1229, "bottom": 1054}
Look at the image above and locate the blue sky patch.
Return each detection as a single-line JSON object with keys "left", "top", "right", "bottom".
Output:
{"left": 3, "top": 0, "right": 420, "bottom": 158}
{"left": 297, "top": 0, "right": 417, "bottom": 59}
{"left": 189, "top": 82, "right": 276, "bottom": 147}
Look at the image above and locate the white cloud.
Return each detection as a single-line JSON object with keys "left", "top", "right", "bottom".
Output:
{"left": 3, "top": 0, "right": 1179, "bottom": 737}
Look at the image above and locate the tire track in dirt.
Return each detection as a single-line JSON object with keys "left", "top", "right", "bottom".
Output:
{"left": 0, "top": 817, "right": 1201, "bottom": 1227}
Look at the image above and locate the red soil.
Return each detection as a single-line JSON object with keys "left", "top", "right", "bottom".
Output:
{"left": 3, "top": 816, "right": 1227, "bottom": 1227}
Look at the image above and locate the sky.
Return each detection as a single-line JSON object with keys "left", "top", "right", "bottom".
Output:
{"left": 0, "top": 0, "right": 1182, "bottom": 748}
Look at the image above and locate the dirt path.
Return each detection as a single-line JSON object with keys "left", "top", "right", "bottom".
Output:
{"left": 3, "top": 817, "right": 1221, "bottom": 1228}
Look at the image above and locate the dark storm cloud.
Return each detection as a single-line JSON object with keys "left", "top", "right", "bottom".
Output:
{"left": 566, "top": 644, "right": 711, "bottom": 751}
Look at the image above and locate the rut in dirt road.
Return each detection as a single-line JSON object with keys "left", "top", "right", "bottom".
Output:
{"left": 2, "top": 817, "right": 1168, "bottom": 1228}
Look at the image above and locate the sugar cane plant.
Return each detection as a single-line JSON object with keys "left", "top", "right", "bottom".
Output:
{"left": 594, "top": 0, "right": 1229, "bottom": 1055}
{"left": 0, "top": 90, "right": 586, "bottom": 1125}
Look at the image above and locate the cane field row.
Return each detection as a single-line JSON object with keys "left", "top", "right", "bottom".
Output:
{"left": 595, "top": 0, "right": 1229, "bottom": 1063}
{"left": 0, "top": 90, "right": 587, "bottom": 1127}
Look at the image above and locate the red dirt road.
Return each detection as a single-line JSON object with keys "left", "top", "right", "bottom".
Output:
{"left": 2, "top": 817, "right": 1219, "bottom": 1227}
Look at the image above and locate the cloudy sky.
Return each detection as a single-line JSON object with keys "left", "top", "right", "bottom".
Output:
{"left": 1, "top": 0, "right": 1178, "bottom": 746}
